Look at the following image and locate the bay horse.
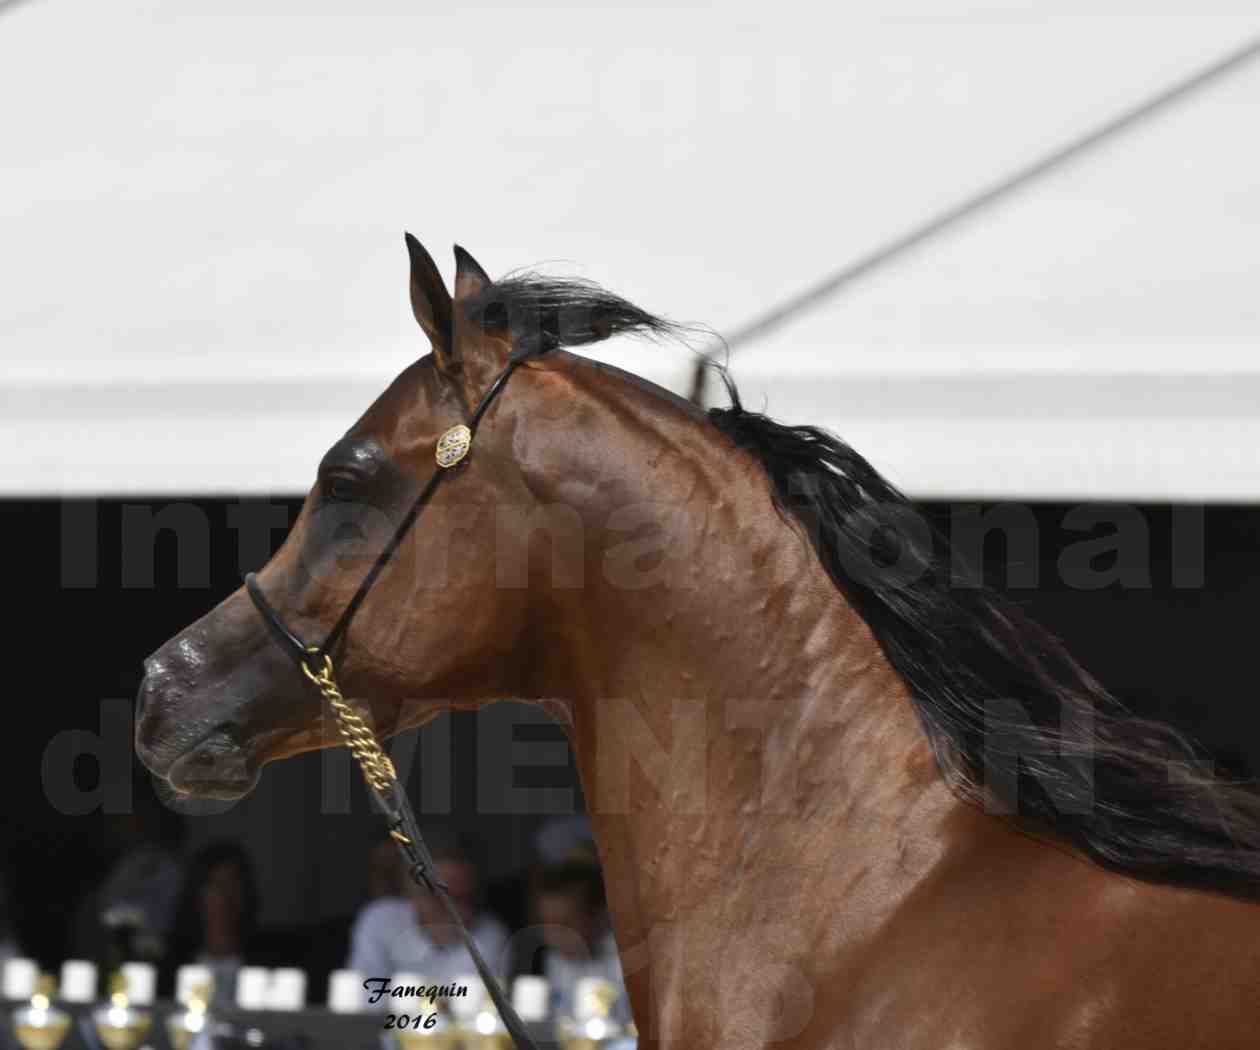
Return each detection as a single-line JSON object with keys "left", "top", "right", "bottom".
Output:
{"left": 136, "top": 236, "right": 1260, "bottom": 1049}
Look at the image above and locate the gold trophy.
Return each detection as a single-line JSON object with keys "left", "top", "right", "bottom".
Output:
{"left": 458, "top": 1007, "right": 514, "bottom": 1050}
{"left": 92, "top": 973, "right": 152, "bottom": 1050}
{"left": 164, "top": 980, "right": 212, "bottom": 1050}
{"left": 446, "top": 978, "right": 505, "bottom": 1050}
{"left": 447, "top": 976, "right": 514, "bottom": 1050}
{"left": 394, "top": 1003, "right": 460, "bottom": 1049}
{"left": 556, "top": 978, "right": 622, "bottom": 1050}
{"left": 11, "top": 975, "right": 72, "bottom": 1050}
{"left": 391, "top": 976, "right": 458, "bottom": 1050}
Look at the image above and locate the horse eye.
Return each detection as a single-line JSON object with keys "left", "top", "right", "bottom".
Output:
{"left": 324, "top": 474, "right": 358, "bottom": 503}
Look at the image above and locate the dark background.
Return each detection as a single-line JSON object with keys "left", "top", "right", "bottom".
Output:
{"left": 4, "top": 497, "right": 1258, "bottom": 986}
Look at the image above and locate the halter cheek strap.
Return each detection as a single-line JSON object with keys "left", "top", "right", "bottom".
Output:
{"left": 244, "top": 349, "right": 541, "bottom": 1050}
{"left": 246, "top": 351, "right": 529, "bottom": 671}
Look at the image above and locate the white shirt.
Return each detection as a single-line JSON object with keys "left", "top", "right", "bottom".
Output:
{"left": 348, "top": 897, "right": 509, "bottom": 988}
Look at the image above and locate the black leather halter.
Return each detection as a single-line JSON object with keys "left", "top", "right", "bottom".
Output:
{"left": 244, "top": 347, "right": 541, "bottom": 1049}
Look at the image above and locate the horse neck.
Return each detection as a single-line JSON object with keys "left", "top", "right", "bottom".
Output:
{"left": 526, "top": 390, "right": 964, "bottom": 1043}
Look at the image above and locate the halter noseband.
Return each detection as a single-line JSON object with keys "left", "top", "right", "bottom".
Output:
{"left": 244, "top": 347, "right": 542, "bottom": 1050}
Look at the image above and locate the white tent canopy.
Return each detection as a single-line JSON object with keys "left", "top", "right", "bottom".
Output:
{"left": 3, "top": 1, "right": 1258, "bottom": 499}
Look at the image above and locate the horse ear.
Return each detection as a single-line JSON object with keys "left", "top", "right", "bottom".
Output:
{"left": 405, "top": 232, "right": 453, "bottom": 363}
{"left": 449, "top": 244, "right": 507, "bottom": 393}
{"left": 452, "top": 244, "right": 491, "bottom": 301}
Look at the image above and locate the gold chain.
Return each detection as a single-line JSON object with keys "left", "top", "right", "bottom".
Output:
{"left": 301, "top": 650, "right": 398, "bottom": 793}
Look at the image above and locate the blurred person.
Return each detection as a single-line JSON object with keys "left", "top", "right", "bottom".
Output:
{"left": 348, "top": 830, "right": 507, "bottom": 985}
{"left": 72, "top": 780, "right": 186, "bottom": 967}
{"left": 531, "top": 859, "right": 625, "bottom": 1021}
{"left": 497, "top": 816, "right": 601, "bottom": 980}
{"left": 163, "top": 841, "right": 262, "bottom": 1005}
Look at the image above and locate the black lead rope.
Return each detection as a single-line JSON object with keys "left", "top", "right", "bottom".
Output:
{"left": 244, "top": 349, "right": 541, "bottom": 1049}
{"left": 370, "top": 777, "right": 536, "bottom": 1049}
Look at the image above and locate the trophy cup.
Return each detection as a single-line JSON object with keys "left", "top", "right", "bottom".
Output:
{"left": 394, "top": 1008, "right": 460, "bottom": 1050}
{"left": 458, "top": 1006, "right": 515, "bottom": 1050}
{"left": 391, "top": 975, "right": 458, "bottom": 1050}
{"left": 164, "top": 980, "right": 212, "bottom": 1050}
{"left": 11, "top": 976, "right": 72, "bottom": 1050}
{"left": 448, "top": 977, "right": 519, "bottom": 1050}
{"left": 556, "top": 977, "right": 623, "bottom": 1050}
{"left": 91, "top": 973, "right": 152, "bottom": 1050}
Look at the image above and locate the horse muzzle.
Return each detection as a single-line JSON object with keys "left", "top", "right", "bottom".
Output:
{"left": 135, "top": 642, "right": 263, "bottom": 800}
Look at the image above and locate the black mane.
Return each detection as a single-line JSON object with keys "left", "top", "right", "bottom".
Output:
{"left": 708, "top": 392, "right": 1260, "bottom": 901}
{"left": 464, "top": 272, "right": 686, "bottom": 355}
{"left": 477, "top": 269, "right": 1260, "bottom": 900}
